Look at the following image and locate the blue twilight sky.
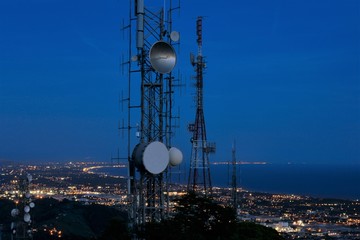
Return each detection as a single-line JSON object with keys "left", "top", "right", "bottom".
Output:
{"left": 0, "top": 0, "right": 359, "bottom": 164}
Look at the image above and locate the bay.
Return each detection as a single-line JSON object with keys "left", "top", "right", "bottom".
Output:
{"left": 92, "top": 164, "right": 360, "bottom": 200}
{"left": 210, "top": 164, "right": 360, "bottom": 200}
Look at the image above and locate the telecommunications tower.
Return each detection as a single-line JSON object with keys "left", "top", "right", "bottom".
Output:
{"left": 188, "top": 17, "right": 215, "bottom": 196}
{"left": 10, "top": 173, "right": 35, "bottom": 240}
{"left": 231, "top": 141, "right": 239, "bottom": 211}
{"left": 121, "top": 0, "right": 183, "bottom": 234}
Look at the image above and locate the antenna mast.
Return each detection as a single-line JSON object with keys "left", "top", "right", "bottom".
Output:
{"left": 231, "top": 140, "right": 238, "bottom": 210}
{"left": 188, "top": 17, "right": 215, "bottom": 196}
{"left": 121, "top": 0, "right": 182, "bottom": 236}
{"left": 10, "top": 173, "right": 35, "bottom": 240}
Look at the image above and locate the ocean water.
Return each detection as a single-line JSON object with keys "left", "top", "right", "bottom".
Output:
{"left": 94, "top": 164, "right": 360, "bottom": 200}
{"left": 210, "top": 164, "right": 360, "bottom": 200}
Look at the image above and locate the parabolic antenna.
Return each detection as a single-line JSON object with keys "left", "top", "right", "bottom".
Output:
{"left": 169, "top": 147, "right": 183, "bottom": 166}
{"left": 24, "top": 205, "right": 30, "bottom": 213}
{"left": 29, "top": 202, "right": 35, "bottom": 208}
{"left": 149, "top": 41, "right": 176, "bottom": 74}
{"left": 24, "top": 213, "right": 31, "bottom": 223}
{"left": 170, "top": 31, "right": 180, "bottom": 42}
{"left": 11, "top": 208, "right": 19, "bottom": 217}
{"left": 27, "top": 174, "right": 32, "bottom": 183}
{"left": 143, "top": 141, "right": 169, "bottom": 174}
{"left": 133, "top": 141, "right": 169, "bottom": 174}
{"left": 132, "top": 143, "right": 148, "bottom": 171}
{"left": 25, "top": 192, "right": 31, "bottom": 198}
{"left": 131, "top": 55, "right": 138, "bottom": 62}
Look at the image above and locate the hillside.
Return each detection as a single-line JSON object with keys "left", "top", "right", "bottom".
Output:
{"left": 0, "top": 198, "right": 128, "bottom": 240}
{"left": 1, "top": 195, "right": 284, "bottom": 240}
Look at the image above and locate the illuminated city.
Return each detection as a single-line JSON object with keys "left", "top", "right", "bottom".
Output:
{"left": 1, "top": 161, "right": 359, "bottom": 239}
{"left": 1, "top": 0, "right": 359, "bottom": 239}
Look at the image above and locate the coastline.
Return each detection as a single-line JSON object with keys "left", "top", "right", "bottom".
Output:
{"left": 86, "top": 164, "right": 360, "bottom": 201}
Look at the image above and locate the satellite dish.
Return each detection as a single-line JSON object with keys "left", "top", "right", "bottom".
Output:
{"left": 24, "top": 213, "right": 31, "bottom": 223}
{"left": 25, "top": 192, "right": 31, "bottom": 198}
{"left": 169, "top": 147, "right": 183, "bottom": 166}
{"left": 24, "top": 205, "right": 30, "bottom": 213}
{"left": 132, "top": 143, "right": 147, "bottom": 171}
{"left": 132, "top": 141, "right": 169, "bottom": 174}
{"left": 29, "top": 202, "right": 35, "bottom": 208}
{"left": 149, "top": 41, "right": 176, "bottom": 74}
{"left": 11, "top": 209, "right": 19, "bottom": 217}
{"left": 131, "top": 55, "right": 138, "bottom": 62}
{"left": 27, "top": 174, "right": 32, "bottom": 183}
{"left": 143, "top": 141, "right": 169, "bottom": 174}
{"left": 170, "top": 31, "right": 180, "bottom": 42}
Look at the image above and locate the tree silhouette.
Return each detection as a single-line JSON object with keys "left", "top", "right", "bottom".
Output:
{"left": 143, "top": 192, "right": 284, "bottom": 240}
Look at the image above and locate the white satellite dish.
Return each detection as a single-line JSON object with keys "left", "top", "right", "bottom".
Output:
{"left": 133, "top": 141, "right": 169, "bottom": 174}
{"left": 170, "top": 31, "right": 180, "bottom": 42}
{"left": 25, "top": 192, "right": 31, "bottom": 198}
{"left": 27, "top": 174, "right": 32, "bottom": 183}
{"left": 24, "top": 205, "right": 30, "bottom": 213}
{"left": 24, "top": 213, "right": 31, "bottom": 223}
{"left": 142, "top": 141, "right": 169, "bottom": 174}
{"left": 169, "top": 147, "right": 183, "bottom": 166}
{"left": 29, "top": 202, "right": 35, "bottom": 208}
{"left": 11, "top": 209, "right": 19, "bottom": 217}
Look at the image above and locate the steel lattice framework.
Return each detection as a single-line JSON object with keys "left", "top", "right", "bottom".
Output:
{"left": 10, "top": 173, "right": 34, "bottom": 240}
{"left": 188, "top": 17, "right": 215, "bottom": 196}
{"left": 121, "top": 0, "right": 180, "bottom": 236}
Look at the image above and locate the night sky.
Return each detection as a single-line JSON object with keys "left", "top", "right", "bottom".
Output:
{"left": 0, "top": 0, "right": 359, "bottom": 165}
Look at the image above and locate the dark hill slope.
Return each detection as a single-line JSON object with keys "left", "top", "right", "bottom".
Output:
{"left": 0, "top": 198, "right": 129, "bottom": 240}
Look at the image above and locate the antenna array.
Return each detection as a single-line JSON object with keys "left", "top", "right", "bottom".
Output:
{"left": 121, "top": 0, "right": 182, "bottom": 236}
{"left": 10, "top": 173, "right": 35, "bottom": 240}
{"left": 188, "top": 17, "right": 216, "bottom": 196}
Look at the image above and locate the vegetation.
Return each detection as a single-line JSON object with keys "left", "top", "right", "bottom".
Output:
{"left": 0, "top": 198, "right": 129, "bottom": 240}
{"left": 1, "top": 194, "right": 284, "bottom": 240}
{"left": 141, "top": 192, "right": 284, "bottom": 240}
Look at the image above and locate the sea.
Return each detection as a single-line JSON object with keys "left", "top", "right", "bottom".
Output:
{"left": 92, "top": 164, "right": 360, "bottom": 201}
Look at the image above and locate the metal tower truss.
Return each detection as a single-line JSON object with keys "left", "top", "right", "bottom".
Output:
{"left": 10, "top": 173, "right": 35, "bottom": 240}
{"left": 121, "top": 0, "right": 181, "bottom": 235}
{"left": 188, "top": 17, "right": 215, "bottom": 196}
